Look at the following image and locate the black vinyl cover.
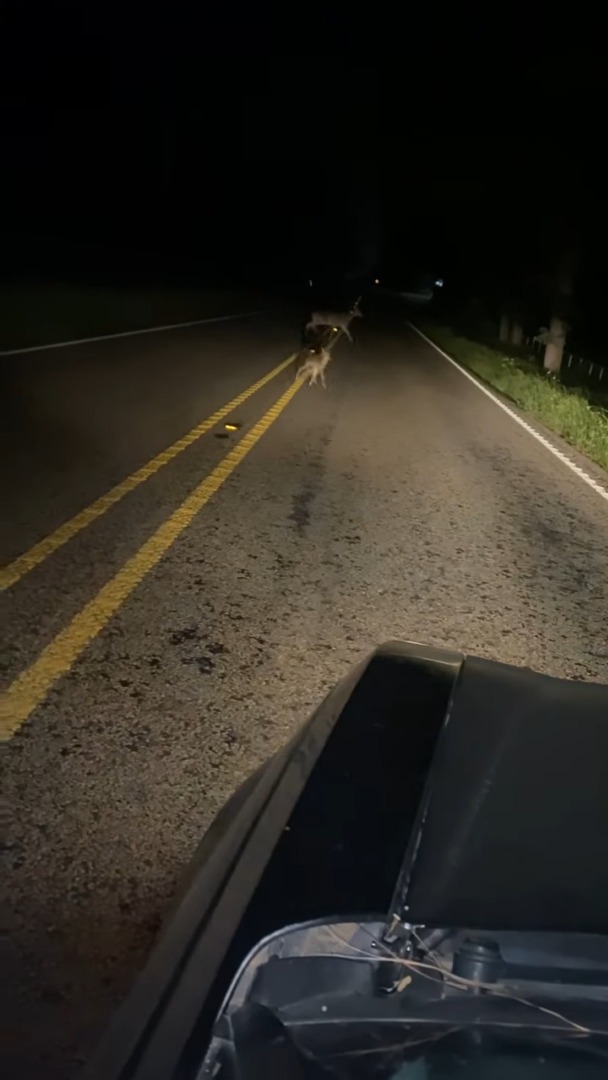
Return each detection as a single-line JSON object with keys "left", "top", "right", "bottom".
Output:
{"left": 402, "top": 657, "right": 608, "bottom": 932}
{"left": 90, "top": 643, "right": 608, "bottom": 1080}
{"left": 88, "top": 641, "right": 460, "bottom": 1080}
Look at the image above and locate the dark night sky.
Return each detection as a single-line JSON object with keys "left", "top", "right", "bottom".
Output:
{"left": 3, "top": 10, "right": 607, "bottom": 330}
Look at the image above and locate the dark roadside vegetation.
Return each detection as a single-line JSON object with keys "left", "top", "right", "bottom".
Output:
{"left": 420, "top": 322, "right": 608, "bottom": 472}
{"left": 418, "top": 292, "right": 608, "bottom": 472}
{"left": 0, "top": 264, "right": 366, "bottom": 353}
{"left": 0, "top": 282, "right": 269, "bottom": 351}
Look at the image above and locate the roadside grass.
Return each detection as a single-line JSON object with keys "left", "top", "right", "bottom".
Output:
{"left": 419, "top": 323, "right": 608, "bottom": 473}
{"left": 0, "top": 284, "right": 264, "bottom": 351}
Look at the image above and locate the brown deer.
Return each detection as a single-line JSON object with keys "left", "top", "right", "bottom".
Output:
{"left": 305, "top": 302, "right": 362, "bottom": 344}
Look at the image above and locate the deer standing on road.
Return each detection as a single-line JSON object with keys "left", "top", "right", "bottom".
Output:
{"left": 295, "top": 347, "right": 332, "bottom": 388}
{"left": 305, "top": 302, "right": 362, "bottom": 344}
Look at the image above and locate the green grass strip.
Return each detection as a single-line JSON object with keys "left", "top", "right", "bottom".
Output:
{"left": 421, "top": 324, "right": 608, "bottom": 472}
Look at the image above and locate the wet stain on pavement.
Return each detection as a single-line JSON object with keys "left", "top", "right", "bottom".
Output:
{"left": 169, "top": 623, "right": 228, "bottom": 676}
{"left": 290, "top": 485, "right": 315, "bottom": 534}
{"left": 169, "top": 625, "right": 205, "bottom": 646}
{"left": 182, "top": 655, "right": 215, "bottom": 674}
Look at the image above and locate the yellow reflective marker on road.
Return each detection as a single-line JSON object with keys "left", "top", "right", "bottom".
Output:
{"left": 1, "top": 354, "right": 295, "bottom": 591}
{"left": 1, "top": 375, "right": 305, "bottom": 740}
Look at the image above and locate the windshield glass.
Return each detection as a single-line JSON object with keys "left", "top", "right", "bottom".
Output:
{"left": 201, "top": 919, "right": 608, "bottom": 1078}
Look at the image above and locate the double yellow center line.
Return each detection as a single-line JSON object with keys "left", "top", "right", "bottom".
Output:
{"left": 1, "top": 353, "right": 296, "bottom": 591}
{"left": 2, "top": 356, "right": 304, "bottom": 740}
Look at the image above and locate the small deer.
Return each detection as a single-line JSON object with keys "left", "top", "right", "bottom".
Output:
{"left": 305, "top": 302, "right": 362, "bottom": 344}
{"left": 295, "top": 346, "right": 332, "bottom": 388}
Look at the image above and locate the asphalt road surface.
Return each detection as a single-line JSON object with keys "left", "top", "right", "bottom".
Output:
{"left": 3, "top": 303, "right": 608, "bottom": 1078}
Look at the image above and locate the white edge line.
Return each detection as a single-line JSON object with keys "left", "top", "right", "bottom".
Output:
{"left": 0, "top": 309, "right": 265, "bottom": 356}
{"left": 408, "top": 322, "right": 608, "bottom": 504}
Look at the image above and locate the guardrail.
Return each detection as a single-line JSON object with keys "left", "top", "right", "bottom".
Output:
{"left": 526, "top": 336, "right": 606, "bottom": 388}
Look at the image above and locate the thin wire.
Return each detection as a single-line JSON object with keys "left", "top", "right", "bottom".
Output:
{"left": 292, "top": 951, "right": 602, "bottom": 1039}
{"left": 323, "top": 925, "right": 592, "bottom": 1036}
{"left": 327, "top": 1027, "right": 461, "bottom": 1059}
{"left": 410, "top": 926, "right": 451, "bottom": 972}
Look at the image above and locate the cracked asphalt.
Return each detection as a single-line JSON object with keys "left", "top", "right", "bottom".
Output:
{"left": 3, "top": 303, "right": 608, "bottom": 1077}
